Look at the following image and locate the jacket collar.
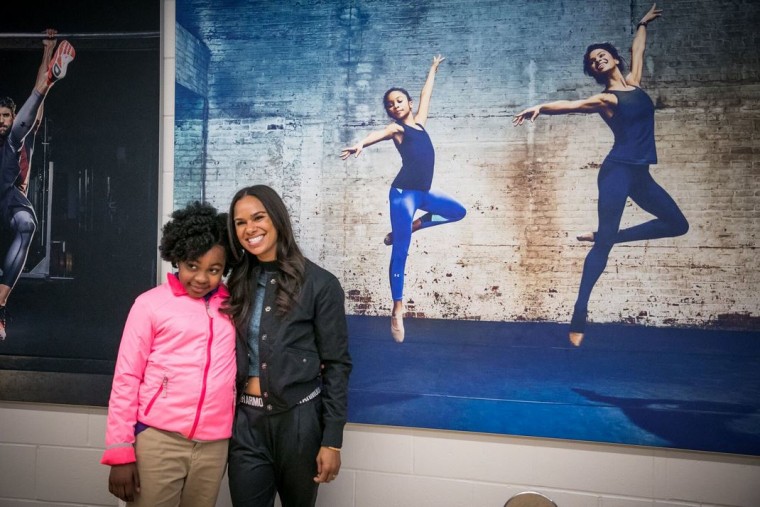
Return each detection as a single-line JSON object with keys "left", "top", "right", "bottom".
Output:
{"left": 166, "top": 272, "right": 230, "bottom": 299}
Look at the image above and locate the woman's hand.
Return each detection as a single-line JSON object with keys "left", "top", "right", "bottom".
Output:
{"left": 313, "top": 446, "right": 342, "bottom": 483}
{"left": 431, "top": 54, "right": 445, "bottom": 70}
{"left": 639, "top": 3, "right": 662, "bottom": 26}
{"left": 108, "top": 463, "right": 140, "bottom": 502}
{"left": 512, "top": 105, "right": 541, "bottom": 126}
{"left": 340, "top": 143, "right": 363, "bottom": 160}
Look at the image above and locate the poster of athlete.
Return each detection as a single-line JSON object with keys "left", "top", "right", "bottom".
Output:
{"left": 174, "top": 0, "right": 760, "bottom": 455}
{"left": 0, "top": 0, "right": 160, "bottom": 404}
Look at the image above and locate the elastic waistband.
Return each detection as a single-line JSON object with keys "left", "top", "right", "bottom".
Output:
{"left": 239, "top": 386, "right": 321, "bottom": 409}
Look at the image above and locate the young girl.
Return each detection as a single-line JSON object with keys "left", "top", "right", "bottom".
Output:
{"left": 225, "top": 185, "right": 351, "bottom": 507}
{"left": 341, "top": 55, "right": 466, "bottom": 343}
{"left": 513, "top": 4, "right": 688, "bottom": 346}
{"left": 102, "top": 201, "right": 236, "bottom": 506}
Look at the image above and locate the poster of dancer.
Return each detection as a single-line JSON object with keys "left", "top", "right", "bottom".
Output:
{"left": 174, "top": 0, "right": 760, "bottom": 456}
{"left": 0, "top": 0, "right": 160, "bottom": 404}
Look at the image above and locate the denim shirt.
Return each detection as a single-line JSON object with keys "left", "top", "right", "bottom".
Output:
{"left": 246, "top": 270, "right": 269, "bottom": 376}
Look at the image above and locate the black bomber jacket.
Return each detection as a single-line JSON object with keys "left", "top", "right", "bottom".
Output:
{"left": 236, "top": 259, "right": 352, "bottom": 448}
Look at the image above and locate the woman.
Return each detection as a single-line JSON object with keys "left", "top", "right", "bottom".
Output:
{"left": 225, "top": 185, "right": 352, "bottom": 507}
{"left": 513, "top": 4, "right": 688, "bottom": 347}
{"left": 341, "top": 55, "right": 466, "bottom": 343}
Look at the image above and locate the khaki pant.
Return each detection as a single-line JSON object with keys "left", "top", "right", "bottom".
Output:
{"left": 130, "top": 427, "right": 229, "bottom": 507}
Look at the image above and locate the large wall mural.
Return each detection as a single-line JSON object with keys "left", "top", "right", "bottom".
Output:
{"left": 174, "top": 0, "right": 760, "bottom": 455}
{"left": 0, "top": 0, "right": 160, "bottom": 404}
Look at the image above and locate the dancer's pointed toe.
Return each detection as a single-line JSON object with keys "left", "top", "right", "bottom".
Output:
{"left": 391, "top": 313, "right": 405, "bottom": 343}
{"left": 569, "top": 331, "right": 584, "bottom": 347}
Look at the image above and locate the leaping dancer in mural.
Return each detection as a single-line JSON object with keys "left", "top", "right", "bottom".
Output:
{"left": 341, "top": 55, "right": 466, "bottom": 343}
{"left": 0, "top": 30, "right": 75, "bottom": 340}
{"left": 513, "top": 4, "right": 688, "bottom": 347}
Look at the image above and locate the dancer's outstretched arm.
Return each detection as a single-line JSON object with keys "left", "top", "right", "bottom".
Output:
{"left": 627, "top": 4, "right": 662, "bottom": 86}
{"left": 415, "top": 54, "right": 444, "bottom": 127}
{"left": 512, "top": 94, "right": 615, "bottom": 126}
{"left": 340, "top": 123, "right": 403, "bottom": 159}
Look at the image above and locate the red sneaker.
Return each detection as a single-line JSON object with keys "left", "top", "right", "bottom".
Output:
{"left": 48, "top": 40, "right": 76, "bottom": 83}
{"left": 0, "top": 306, "right": 7, "bottom": 341}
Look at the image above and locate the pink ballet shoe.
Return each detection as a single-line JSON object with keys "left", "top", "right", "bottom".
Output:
{"left": 391, "top": 313, "right": 404, "bottom": 343}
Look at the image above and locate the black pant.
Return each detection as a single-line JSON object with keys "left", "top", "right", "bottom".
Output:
{"left": 228, "top": 397, "right": 323, "bottom": 507}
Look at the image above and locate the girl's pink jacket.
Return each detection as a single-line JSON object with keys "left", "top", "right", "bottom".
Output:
{"left": 101, "top": 274, "right": 236, "bottom": 465}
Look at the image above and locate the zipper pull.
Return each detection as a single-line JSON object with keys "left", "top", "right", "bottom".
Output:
{"left": 162, "top": 376, "right": 168, "bottom": 397}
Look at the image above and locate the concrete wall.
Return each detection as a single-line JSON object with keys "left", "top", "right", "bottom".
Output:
{"left": 173, "top": 0, "right": 760, "bottom": 329}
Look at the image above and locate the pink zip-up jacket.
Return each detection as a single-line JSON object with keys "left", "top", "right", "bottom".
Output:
{"left": 101, "top": 274, "right": 236, "bottom": 466}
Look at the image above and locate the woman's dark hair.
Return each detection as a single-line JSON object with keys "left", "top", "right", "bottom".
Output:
{"left": 583, "top": 43, "right": 626, "bottom": 84}
{"left": 382, "top": 87, "right": 412, "bottom": 118}
{"left": 159, "top": 201, "right": 230, "bottom": 274}
{"left": 224, "top": 185, "right": 305, "bottom": 330}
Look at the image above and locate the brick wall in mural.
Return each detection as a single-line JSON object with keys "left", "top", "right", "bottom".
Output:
{"left": 174, "top": 0, "right": 760, "bottom": 329}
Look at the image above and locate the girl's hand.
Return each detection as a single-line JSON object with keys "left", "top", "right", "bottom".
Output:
{"left": 431, "top": 54, "right": 445, "bottom": 70}
{"left": 108, "top": 463, "right": 140, "bottom": 502}
{"left": 340, "top": 143, "right": 363, "bottom": 160}
{"left": 512, "top": 105, "right": 541, "bottom": 126}
{"left": 639, "top": 3, "right": 662, "bottom": 25}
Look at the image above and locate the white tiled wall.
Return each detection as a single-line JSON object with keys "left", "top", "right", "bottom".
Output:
{"left": 1, "top": 402, "right": 759, "bottom": 507}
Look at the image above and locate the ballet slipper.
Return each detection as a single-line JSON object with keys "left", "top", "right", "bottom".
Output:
{"left": 576, "top": 232, "right": 595, "bottom": 242}
{"left": 569, "top": 332, "right": 584, "bottom": 347}
{"left": 391, "top": 313, "right": 405, "bottom": 343}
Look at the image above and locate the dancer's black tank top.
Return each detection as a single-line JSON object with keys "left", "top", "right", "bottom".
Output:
{"left": 603, "top": 87, "right": 658, "bottom": 165}
{"left": 391, "top": 122, "right": 435, "bottom": 191}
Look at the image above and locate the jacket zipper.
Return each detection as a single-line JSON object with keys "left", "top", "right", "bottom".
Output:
{"left": 188, "top": 299, "right": 214, "bottom": 439}
{"left": 144, "top": 375, "right": 168, "bottom": 416}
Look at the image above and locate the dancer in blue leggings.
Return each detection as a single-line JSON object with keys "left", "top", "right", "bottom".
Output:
{"left": 0, "top": 31, "right": 75, "bottom": 340}
{"left": 513, "top": 4, "right": 688, "bottom": 347}
{"left": 341, "top": 55, "right": 466, "bottom": 342}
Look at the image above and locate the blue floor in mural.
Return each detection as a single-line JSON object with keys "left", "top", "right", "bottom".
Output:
{"left": 346, "top": 316, "right": 760, "bottom": 456}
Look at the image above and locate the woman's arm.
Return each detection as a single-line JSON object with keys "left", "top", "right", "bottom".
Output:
{"left": 340, "top": 123, "right": 403, "bottom": 159}
{"left": 415, "top": 54, "right": 445, "bottom": 127}
{"left": 627, "top": 4, "right": 662, "bottom": 87}
{"left": 512, "top": 94, "right": 614, "bottom": 125}
{"left": 312, "top": 276, "right": 352, "bottom": 450}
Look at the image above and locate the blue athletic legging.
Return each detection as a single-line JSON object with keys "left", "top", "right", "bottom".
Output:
{"left": 571, "top": 159, "right": 689, "bottom": 331}
{"left": 389, "top": 187, "right": 466, "bottom": 301}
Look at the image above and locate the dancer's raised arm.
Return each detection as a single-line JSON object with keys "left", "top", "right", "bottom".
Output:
{"left": 415, "top": 54, "right": 445, "bottom": 127}
{"left": 627, "top": 4, "right": 662, "bottom": 86}
{"left": 512, "top": 94, "right": 615, "bottom": 126}
{"left": 340, "top": 122, "right": 403, "bottom": 159}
